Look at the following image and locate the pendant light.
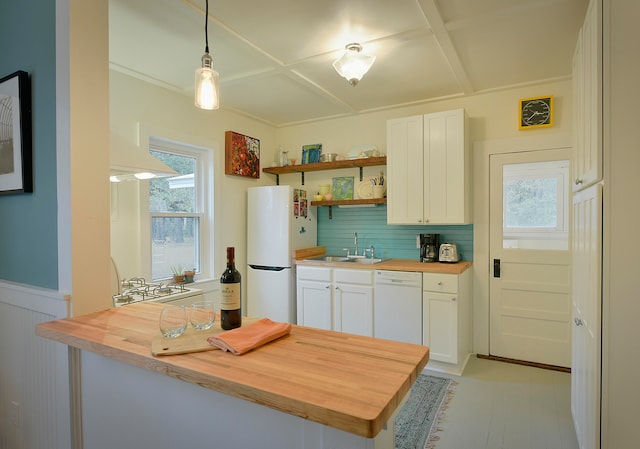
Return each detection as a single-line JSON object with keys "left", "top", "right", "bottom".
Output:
{"left": 332, "top": 43, "right": 376, "bottom": 87}
{"left": 195, "top": 0, "right": 219, "bottom": 110}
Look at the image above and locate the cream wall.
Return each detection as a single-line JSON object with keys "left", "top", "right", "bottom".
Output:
{"left": 275, "top": 80, "right": 572, "bottom": 193}
{"left": 109, "top": 71, "right": 277, "bottom": 290}
{"left": 276, "top": 79, "right": 572, "bottom": 159}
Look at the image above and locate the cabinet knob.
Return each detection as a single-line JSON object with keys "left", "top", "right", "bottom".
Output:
{"left": 437, "top": 281, "right": 443, "bottom": 285}
{"left": 574, "top": 317, "right": 584, "bottom": 326}
{"left": 574, "top": 178, "right": 583, "bottom": 185}
{"left": 325, "top": 285, "right": 330, "bottom": 289}
{"left": 451, "top": 297, "right": 456, "bottom": 301}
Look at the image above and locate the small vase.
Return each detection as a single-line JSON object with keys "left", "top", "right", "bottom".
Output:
{"left": 173, "top": 274, "right": 185, "bottom": 284}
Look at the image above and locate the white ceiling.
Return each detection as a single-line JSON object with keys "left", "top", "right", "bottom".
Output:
{"left": 109, "top": 0, "right": 588, "bottom": 128}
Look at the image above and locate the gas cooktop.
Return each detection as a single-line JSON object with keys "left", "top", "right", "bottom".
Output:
{"left": 112, "top": 278, "right": 202, "bottom": 307}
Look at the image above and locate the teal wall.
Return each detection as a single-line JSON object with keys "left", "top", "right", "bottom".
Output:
{"left": 0, "top": 1, "right": 58, "bottom": 288}
{"left": 317, "top": 205, "right": 473, "bottom": 261}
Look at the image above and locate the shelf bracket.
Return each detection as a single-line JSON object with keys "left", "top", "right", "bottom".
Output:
{"left": 359, "top": 167, "right": 363, "bottom": 181}
{"left": 328, "top": 206, "right": 333, "bottom": 219}
{"left": 301, "top": 172, "right": 305, "bottom": 186}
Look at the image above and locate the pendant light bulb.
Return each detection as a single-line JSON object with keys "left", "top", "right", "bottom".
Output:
{"left": 195, "top": 52, "right": 219, "bottom": 110}
{"left": 195, "top": 0, "right": 219, "bottom": 110}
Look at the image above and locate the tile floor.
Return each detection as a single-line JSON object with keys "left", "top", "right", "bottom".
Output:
{"left": 423, "top": 356, "right": 579, "bottom": 449}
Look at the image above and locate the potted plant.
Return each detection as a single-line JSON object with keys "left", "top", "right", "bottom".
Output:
{"left": 183, "top": 268, "right": 196, "bottom": 283}
{"left": 171, "top": 265, "right": 185, "bottom": 284}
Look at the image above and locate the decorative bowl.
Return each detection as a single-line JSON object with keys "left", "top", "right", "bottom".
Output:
{"left": 320, "top": 153, "right": 338, "bottom": 162}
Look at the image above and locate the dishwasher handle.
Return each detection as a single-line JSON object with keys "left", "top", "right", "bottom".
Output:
{"left": 375, "top": 271, "right": 422, "bottom": 288}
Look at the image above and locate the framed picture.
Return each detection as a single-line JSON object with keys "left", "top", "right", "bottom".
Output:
{"left": 225, "top": 131, "right": 260, "bottom": 178}
{"left": 302, "top": 143, "right": 322, "bottom": 164}
{"left": 331, "top": 176, "right": 354, "bottom": 200}
{"left": 0, "top": 70, "right": 32, "bottom": 194}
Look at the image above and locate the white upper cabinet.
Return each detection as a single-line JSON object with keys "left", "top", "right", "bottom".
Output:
{"left": 572, "top": 0, "right": 602, "bottom": 192}
{"left": 387, "top": 115, "right": 424, "bottom": 224}
{"left": 387, "top": 109, "right": 471, "bottom": 225}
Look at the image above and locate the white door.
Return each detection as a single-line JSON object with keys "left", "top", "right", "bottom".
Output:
{"left": 571, "top": 183, "right": 602, "bottom": 449}
{"left": 489, "top": 148, "right": 572, "bottom": 367}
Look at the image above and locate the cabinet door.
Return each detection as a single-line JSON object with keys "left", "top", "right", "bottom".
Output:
{"left": 423, "top": 109, "right": 470, "bottom": 224}
{"left": 572, "top": 0, "right": 602, "bottom": 192}
{"left": 423, "top": 290, "right": 458, "bottom": 364}
{"left": 386, "top": 115, "right": 424, "bottom": 224}
{"left": 296, "top": 279, "right": 332, "bottom": 330}
{"left": 571, "top": 184, "right": 602, "bottom": 449}
{"left": 334, "top": 283, "right": 374, "bottom": 337}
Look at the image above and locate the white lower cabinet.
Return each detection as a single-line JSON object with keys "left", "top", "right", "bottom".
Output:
{"left": 296, "top": 266, "right": 374, "bottom": 336}
{"left": 298, "top": 265, "right": 473, "bottom": 375}
{"left": 333, "top": 269, "right": 374, "bottom": 337}
{"left": 422, "top": 270, "right": 471, "bottom": 375}
{"left": 296, "top": 266, "right": 332, "bottom": 330}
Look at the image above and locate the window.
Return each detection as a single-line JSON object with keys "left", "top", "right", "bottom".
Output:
{"left": 503, "top": 160, "right": 569, "bottom": 250}
{"left": 148, "top": 138, "right": 211, "bottom": 281}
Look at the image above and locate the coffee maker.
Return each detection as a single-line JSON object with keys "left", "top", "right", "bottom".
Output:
{"left": 420, "top": 233, "right": 439, "bottom": 262}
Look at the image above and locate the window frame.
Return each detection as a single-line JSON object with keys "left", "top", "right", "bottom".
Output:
{"left": 502, "top": 160, "right": 569, "bottom": 242}
{"left": 139, "top": 136, "right": 214, "bottom": 282}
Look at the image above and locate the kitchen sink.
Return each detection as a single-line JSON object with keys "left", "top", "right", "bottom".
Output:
{"left": 307, "top": 255, "right": 352, "bottom": 262}
{"left": 305, "top": 256, "right": 385, "bottom": 264}
{"left": 352, "top": 258, "right": 384, "bottom": 264}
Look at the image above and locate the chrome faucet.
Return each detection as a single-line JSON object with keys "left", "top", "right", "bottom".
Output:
{"left": 354, "top": 232, "right": 359, "bottom": 256}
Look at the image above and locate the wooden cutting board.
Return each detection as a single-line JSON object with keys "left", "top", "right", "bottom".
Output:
{"left": 151, "top": 317, "right": 259, "bottom": 356}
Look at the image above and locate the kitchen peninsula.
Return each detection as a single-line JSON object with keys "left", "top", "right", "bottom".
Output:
{"left": 36, "top": 302, "right": 429, "bottom": 449}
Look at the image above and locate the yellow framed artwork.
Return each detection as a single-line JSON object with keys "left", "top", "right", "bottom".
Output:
{"left": 519, "top": 96, "right": 553, "bottom": 130}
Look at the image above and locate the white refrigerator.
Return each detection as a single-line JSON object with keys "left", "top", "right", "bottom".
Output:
{"left": 247, "top": 185, "right": 317, "bottom": 323}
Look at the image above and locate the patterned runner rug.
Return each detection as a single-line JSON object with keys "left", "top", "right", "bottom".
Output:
{"left": 394, "top": 374, "right": 457, "bottom": 449}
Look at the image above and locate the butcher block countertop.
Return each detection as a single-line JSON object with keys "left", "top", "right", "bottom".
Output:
{"left": 36, "top": 302, "right": 429, "bottom": 438}
{"left": 294, "top": 247, "right": 472, "bottom": 274}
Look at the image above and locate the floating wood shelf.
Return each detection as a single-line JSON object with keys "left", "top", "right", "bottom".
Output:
{"left": 310, "top": 197, "right": 386, "bottom": 219}
{"left": 310, "top": 198, "right": 386, "bottom": 207}
{"left": 262, "top": 156, "right": 386, "bottom": 185}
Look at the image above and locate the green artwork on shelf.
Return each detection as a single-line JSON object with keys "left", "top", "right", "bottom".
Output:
{"left": 331, "top": 176, "right": 354, "bottom": 200}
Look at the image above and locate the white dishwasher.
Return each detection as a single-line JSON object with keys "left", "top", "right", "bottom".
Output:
{"left": 374, "top": 270, "right": 423, "bottom": 345}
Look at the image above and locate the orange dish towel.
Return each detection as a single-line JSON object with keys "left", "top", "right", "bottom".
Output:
{"left": 207, "top": 318, "right": 292, "bottom": 355}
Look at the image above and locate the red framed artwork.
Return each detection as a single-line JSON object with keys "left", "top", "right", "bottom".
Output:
{"left": 225, "top": 131, "right": 260, "bottom": 178}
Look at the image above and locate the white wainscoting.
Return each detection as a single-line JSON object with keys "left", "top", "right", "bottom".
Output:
{"left": 0, "top": 281, "right": 71, "bottom": 449}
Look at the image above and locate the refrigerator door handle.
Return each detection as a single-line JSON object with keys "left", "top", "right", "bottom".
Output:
{"left": 249, "top": 265, "right": 288, "bottom": 272}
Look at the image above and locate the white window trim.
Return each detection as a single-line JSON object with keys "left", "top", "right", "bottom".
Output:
{"left": 137, "top": 130, "right": 218, "bottom": 283}
{"left": 503, "top": 160, "right": 569, "bottom": 240}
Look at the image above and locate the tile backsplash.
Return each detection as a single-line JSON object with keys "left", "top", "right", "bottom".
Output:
{"left": 316, "top": 205, "right": 473, "bottom": 261}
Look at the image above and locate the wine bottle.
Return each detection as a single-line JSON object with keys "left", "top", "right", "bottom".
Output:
{"left": 220, "top": 247, "right": 242, "bottom": 330}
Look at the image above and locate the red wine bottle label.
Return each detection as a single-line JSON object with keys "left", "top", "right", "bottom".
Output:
{"left": 220, "top": 283, "right": 241, "bottom": 310}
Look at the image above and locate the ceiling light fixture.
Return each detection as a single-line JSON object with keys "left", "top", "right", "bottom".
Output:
{"left": 332, "top": 43, "right": 376, "bottom": 87}
{"left": 195, "top": 0, "right": 219, "bottom": 110}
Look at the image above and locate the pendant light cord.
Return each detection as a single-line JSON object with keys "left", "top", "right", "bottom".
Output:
{"left": 204, "top": 0, "right": 209, "bottom": 54}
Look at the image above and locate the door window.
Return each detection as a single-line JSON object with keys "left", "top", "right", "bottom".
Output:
{"left": 503, "top": 160, "right": 569, "bottom": 250}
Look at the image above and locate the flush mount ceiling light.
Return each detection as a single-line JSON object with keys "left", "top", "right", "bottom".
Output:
{"left": 332, "top": 43, "right": 376, "bottom": 87}
{"left": 195, "top": 0, "right": 219, "bottom": 110}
